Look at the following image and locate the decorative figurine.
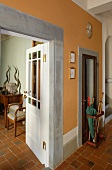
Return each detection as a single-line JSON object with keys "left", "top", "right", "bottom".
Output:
{"left": 13, "top": 66, "right": 21, "bottom": 93}
{"left": 3, "top": 65, "right": 11, "bottom": 86}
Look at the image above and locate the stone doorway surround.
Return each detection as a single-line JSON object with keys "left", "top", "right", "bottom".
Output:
{"left": 78, "top": 47, "right": 99, "bottom": 147}
{"left": 0, "top": 4, "right": 63, "bottom": 169}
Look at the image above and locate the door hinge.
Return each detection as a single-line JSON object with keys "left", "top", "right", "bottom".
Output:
{"left": 43, "top": 54, "right": 46, "bottom": 62}
{"left": 43, "top": 141, "right": 46, "bottom": 150}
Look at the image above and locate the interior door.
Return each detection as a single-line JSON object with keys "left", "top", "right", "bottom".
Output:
{"left": 82, "top": 54, "right": 97, "bottom": 144}
{"left": 0, "top": 29, "right": 1, "bottom": 86}
{"left": 26, "top": 43, "right": 48, "bottom": 165}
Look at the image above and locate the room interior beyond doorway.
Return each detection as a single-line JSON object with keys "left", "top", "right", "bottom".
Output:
{"left": 0, "top": 29, "right": 49, "bottom": 167}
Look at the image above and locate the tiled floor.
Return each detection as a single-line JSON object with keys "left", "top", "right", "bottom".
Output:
{"left": 0, "top": 113, "right": 112, "bottom": 170}
{"left": 55, "top": 119, "right": 112, "bottom": 170}
{"left": 0, "top": 114, "right": 45, "bottom": 170}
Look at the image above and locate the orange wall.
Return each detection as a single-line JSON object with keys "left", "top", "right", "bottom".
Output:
{"left": 0, "top": 0, "right": 102, "bottom": 134}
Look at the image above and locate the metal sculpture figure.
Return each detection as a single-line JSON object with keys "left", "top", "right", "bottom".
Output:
{"left": 4, "top": 65, "right": 11, "bottom": 86}
{"left": 13, "top": 66, "right": 21, "bottom": 93}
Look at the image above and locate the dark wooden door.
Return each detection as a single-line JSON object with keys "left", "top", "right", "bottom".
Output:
{"left": 82, "top": 54, "right": 97, "bottom": 144}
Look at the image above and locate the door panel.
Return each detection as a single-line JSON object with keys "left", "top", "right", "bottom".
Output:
{"left": 26, "top": 44, "right": 48, "bottom": 164}
{"left": 82, "top": 54, "right": 97, "bottom": 144}
{"left": 0, "top": 29, "right": 1, "bottom": 86}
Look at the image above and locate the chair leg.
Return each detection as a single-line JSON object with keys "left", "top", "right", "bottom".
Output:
{"left": 14, "top": 120, "right": 17, "bottom": 137}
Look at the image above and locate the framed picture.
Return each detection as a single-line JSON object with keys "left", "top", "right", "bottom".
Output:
{"left": 70, "top": 51, "right": 75, "bottom": 63}
{"left": 69, "top": 67, "right": 76, "bottom": 79}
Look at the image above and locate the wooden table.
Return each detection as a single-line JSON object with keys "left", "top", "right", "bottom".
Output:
{"left": 0, "top": 93, "right": 23, "bottom": 127}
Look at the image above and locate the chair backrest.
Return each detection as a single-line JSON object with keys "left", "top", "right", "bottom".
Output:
{"left": 8, "top": 102, "right": 23, "bottom": 113}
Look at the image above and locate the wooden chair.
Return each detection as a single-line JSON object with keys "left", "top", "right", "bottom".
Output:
{"left": 7, "top": 102, "right": 26, "bottom": 137}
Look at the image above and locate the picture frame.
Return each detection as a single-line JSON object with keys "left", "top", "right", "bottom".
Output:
{"left": 70, "top": 51, "right": 76, "bottom": 63}
{"left": 69, "top": 67, "right": 76, "bottom": 79}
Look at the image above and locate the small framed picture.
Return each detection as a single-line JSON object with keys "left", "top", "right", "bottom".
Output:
{"left": 70, "top": 51, "right": 75, "bottom": 63}
{"left": 69, "top": 67, "right": 76, "bottom": 79}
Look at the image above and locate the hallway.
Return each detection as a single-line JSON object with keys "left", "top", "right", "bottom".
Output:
{"left": 0, "top": 113, "right": 112, "bottom": 170}
{"left": 55, "top": 120, "right": 112, "bottom": 170}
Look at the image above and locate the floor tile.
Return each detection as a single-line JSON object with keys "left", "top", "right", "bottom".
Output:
{"left": 92, "top": 147, "right": 105, "bottom": 158}
{"left": 4, "top": 151, "right": 18, "bottom": 164}
{"left": 12, "top": 155, "right": 30, "bottom": 169}
{"left": 24, "top": 160, "right": 36, "bottom": 169}
{"left": 91, "top": 164, "right": 104, "bottom": 170}
{"left": 76, "top": 155, "right": 95, "bottom": 168}
{"left": 104, "top": 147, "right": 112, "bottom": 157}
{"left": 78, "top": 164, "right": 91, "bottom": 170}
{"left": 9, "top": 145, "right": 22, "bottom": 155}
{"left": 65, "top": 164, "right": 76, "bottom": 169}
{"left": 55, "top": 161, "right": 68, "bottom": 170}
{"left": 101, "top": 154, "right": 112, "bottom": 164}
{"left": 71, "top": 159, "right": 81, "bottom": 169}
{"left": 0, "top": 156, "right": 6, "bottom": 163}
{"left": 105, "top": 164, "right": 112, "bottom": 170}
{"left": 0, "top": 160, "right": 13, "bottom": 170}
{"left": 0, "top": 148, "right": 10, "bottom": 156}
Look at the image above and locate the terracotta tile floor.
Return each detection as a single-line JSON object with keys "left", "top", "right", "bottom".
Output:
{"left": 55, "top": 119, "right": 112, "bottom": 170}
{"left": 1, "top": 112, "right": 112, "bottom": 170}
{"left": 0, "top": 114, "right": 45, "bottom": 170}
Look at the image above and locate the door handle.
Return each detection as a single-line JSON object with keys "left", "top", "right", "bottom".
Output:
{"left": 24, "top": 90, "right": 31, "bottom": 98}
{"left": 24, "top": 90, "right": 31, "bottom": 94}
{"left": 83, "top": 99, "right": 87, "bottom": 104}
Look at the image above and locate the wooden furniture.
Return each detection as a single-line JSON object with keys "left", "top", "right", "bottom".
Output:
{"left": 0, "top": 93, "right": 23, "bottom": 127}
{"left": 86, "top": 111, "right": 106, "bottom": 148}
{"left": 7, "top": 102, "right": 26, "bottom": 137}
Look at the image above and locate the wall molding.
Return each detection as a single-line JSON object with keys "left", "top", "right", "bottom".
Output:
{"left": 63, "top": 127, "right": 78, "bottom": 145}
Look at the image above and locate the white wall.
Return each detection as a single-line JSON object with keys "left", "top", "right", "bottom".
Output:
{"left": 88, "top": 0, "right": 112, "bottom": 8}
{"left": 97, "top": 16, "right": 112, "bottom": 113}
{"left": 0, "top": 31, "right": 1, "bottom": 86}
{"left": 105, "top": 36, "right": 112, "bottom": 106}
{"left": 1, "top": 36, "right": 32, "bottom": 93}
{"left": 105, "top": 36, "right": 112, "bottom": 79}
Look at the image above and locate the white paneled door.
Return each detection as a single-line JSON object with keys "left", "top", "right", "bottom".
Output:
{"left": 26, "top": 43, "right": 49, "bottom": 166}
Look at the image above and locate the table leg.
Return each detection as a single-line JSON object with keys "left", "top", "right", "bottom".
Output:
{"left": 4, "top": 106, "right": 7, "bottom": 128}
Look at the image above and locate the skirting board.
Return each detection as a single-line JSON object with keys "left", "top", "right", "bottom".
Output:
{"left": 105, "top": 114, "right": 112, "bottom": 124}
{"left": 63, "top": 135, "right": 78, "bottom": 160}
{"left": 63, "top": 127, "right": 78, "bottom": 145}
{"left": 63, "top": 127, "right": 78, "bottom": 160}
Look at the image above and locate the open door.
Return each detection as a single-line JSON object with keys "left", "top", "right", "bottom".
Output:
{"left": 0, "top": 28, "right": 1, "bottom": 86}
{"left": 26, "top": 43, "right": 49, "bottom": 165}
{"left": 82, "top": 54, "right": 97, "bottom": 144}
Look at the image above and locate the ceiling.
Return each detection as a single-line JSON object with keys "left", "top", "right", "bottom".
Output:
{"left": 97, "top": 9, "right": 112, "bottom": 19}
{"left": 72, "top": 0, "right": 112, "bottom": 20}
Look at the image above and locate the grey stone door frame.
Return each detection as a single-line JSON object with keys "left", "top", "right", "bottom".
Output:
{"left": 0, "top": 4, "right": 63, "bottom": 169}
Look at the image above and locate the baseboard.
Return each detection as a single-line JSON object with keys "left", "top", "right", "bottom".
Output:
{"left": 63, "top": 135, "right": 78, "bottom": 160}
{"left": 63, "top": 127, "right": 78, "bottom": 145}
{"left": 105, "top": 114, "right": 112, "bottom": 124}
{"left": 63, "top": 127, "right": 78, "bottom": 160}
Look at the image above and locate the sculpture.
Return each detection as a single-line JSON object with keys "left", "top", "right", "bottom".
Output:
{"left": 13, "top": 66, "right": 21, "bottom": 93}
{"left": 4, "top": 65, "right": 11, "bottom": 86}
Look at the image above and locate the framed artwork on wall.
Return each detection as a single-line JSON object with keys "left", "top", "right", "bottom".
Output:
{"left": 70, "top": 51, "right": 76, "bottom": 63}
{"left": 69, "top": 67, "right": 76, "bottom": 79}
